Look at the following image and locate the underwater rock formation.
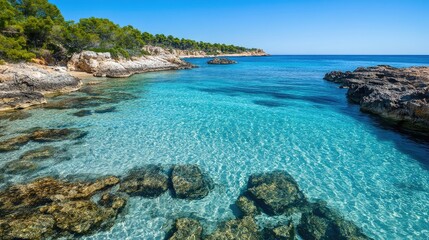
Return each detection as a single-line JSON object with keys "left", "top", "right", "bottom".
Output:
{"left": 206, "top": 216, "right": 260, "bottom": 240}
{"left": 0, "top": 176, "right": 124, "bottom": 239}
{"left": 298, "top": 201, "right": 370, "bottom": 240}
{"left": 167, "top": 218, "right": 203, "bottom": 240}
{"left": 246, "top": 171, "right": 308, "bottom": 216}
{"left": 0, "top": 128, "right": 87, "bottom": 152}
{"left": 171, "top": 165, "right": 213, "bottom": 200}
{"left": 119, "top": 165, "right": 169, "bottom": 198}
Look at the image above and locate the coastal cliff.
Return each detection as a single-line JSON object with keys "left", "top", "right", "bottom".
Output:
{"left": 68, "top": 48, "right": 195, "bottom": 78}
{"left": 324, "top": 65, "right": 429, "bottom": 134}
{"left": 0, "top": 64, "right": 81, "bottom": 111}
{"left": 173, "top": 48, "right": 268, "bottom": 58}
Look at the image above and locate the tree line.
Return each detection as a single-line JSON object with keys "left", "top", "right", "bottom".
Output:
{"left": 0, "top": 0, "right": 256, "bottom": 64}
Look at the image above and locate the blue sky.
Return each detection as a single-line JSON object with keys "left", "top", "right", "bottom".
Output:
{"left": 51, "top": 0, "right": 429, "bottom": 55}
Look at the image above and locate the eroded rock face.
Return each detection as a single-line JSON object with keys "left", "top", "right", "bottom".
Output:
{"left": 67, "top": 50, "right": 195, "bottom": 78}
{"left": 119, "top": 165, "right": 169, "bottom": 198}
{"left": 297, "top": 201, "right": 370, "bottom": 240}
{"left": 206, "top": 216, "right": 261, "bottom": 240}
{"left": 0, "top": 63, "right": 82, "bottom": 111}
{"left": 167, "top": 218, "right": 203, "bottom": 240}
{"left": 324, "top": 65, "right": 429, "bottom": 134}
{"left": 171, "top": 165, "right": 213, "bottom": 200}
{"left": 0, "top": 176, "right": 124, "bottom": 239}
{"left": 207, "top": 58, "right": 237, "bottom": 65}
{"left": 246, "top": 171, "right": 308, "bottom": 215}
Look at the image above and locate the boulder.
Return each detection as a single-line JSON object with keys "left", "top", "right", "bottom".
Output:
{"left": 0, "top": 176, "right": 123, "bottom": 238}
{"left": 0, "top": 63, "right": 82, "bottom": 111}
{"left": 119, "top": 165, "right": 169, "bottom": 198}
{"left": 263, "top": 221, "right": 295, "bottom": 240}
{"left": 167, "top": 218, "right": 203, "bottom": 240}
{"left": 246, "top": 171, "right": 308, "bottom": 215}
{"left": 206, "top": 216, "right": 261, "bottom": 240}
{"left": 297, "top": 201, "right": 371, "bottom": 240}
{"left": 170, "top": 165, "right": 213, "bottom": 200}
{"left": 19, "top": 146, "right": 58, "bottom": 161}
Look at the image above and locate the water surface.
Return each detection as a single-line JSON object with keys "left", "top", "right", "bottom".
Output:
{"left": 1, "top": 55, "right": 429, "bottom": 239}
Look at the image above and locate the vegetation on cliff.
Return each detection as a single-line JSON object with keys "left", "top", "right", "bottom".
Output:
{"left": 0, "top": 0, "right": 257, "bottom": 64}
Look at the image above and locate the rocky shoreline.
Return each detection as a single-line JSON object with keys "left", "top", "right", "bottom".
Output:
{"left": 324, "top": 65, "right": 429, "bottom": 135}
{"left": 0, "top": 160, "right": 371, "bottom": 239}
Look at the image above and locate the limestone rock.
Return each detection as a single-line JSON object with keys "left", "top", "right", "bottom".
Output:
{"left": 0, "top": 63, "right": 81, "bottom": 111}
{"left": 19, "top": 146, "right": 57, "bottom": 161}
{"left": 119, "top": 165, "right": 168, "bottom": 198}
{"left": 167, "top": 218, "right": 203, "bottom": 240}
{"left": 67, "top": 50, "right": 195, "bottom": 78}
{"left": 263, "top": 222, "right": 295, "bottom": 240}
{"left": 236, "top": 195, "right": 260, "bottom": 216}
{"left": 324, "top": 65, "right": 429, "bottom": 134}
{"left": 297, "top": 201, "right": 371, "bottom": 240}
{"left": 206, "top": 216, "right": 261, "bottom": 240}
{"left": 247, "top": 171, "right": 307, "bottom": 215}
{"left": 171, "top": 165, "right": 213, "bottom": 200}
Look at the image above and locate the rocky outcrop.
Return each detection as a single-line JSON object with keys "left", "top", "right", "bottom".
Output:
{"left": 246, "top": 171, "right": 308, "bottom": 216}
{"left": 206, "top": 216, "right": 261, "bottom": 240}
{"left": 0, "top": 176, "right": 125, "bottom": 239}
{"left": 67, "top": 49, "right": 195, "bottom": 78}
{"left": 298, "top": 201, "right": 369, "bottom": 240}
{"left": 0, "top": 63, "right": 82, "bottom": 111}
{"left": 324, "top": 65, "right": 429, "bottom": 134}
{"left": 167, "top": 218, "right": 203, "bottom": 240}
{"left": 170, "top": 165, "right": 213, "bottom": 200}
{"left": 207, "top": 58, "right": 237, "bottom": 65}
{"left": 119, "top": 165, "right": 169, "bottom": 198}
{"left": 263, "top": 222, "right": 295, "bottom": 240}
{"left": 0, "top": 128, "right": 87, "bottom": 152}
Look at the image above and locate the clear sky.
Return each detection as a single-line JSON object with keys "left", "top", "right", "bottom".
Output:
{"left": 51, "top": 0, "right": 429, "bottom": 55}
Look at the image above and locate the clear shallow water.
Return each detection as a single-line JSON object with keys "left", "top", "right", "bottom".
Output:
{"left": 1, "top": 56, "right": 429, "bottom": 239}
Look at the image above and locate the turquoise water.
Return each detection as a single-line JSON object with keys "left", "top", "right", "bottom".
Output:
{"left": 1, "top": 56, "right": 429, "bottom": 239}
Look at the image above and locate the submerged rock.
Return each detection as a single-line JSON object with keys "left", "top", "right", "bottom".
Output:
{"left": 324, "top": 65, "right": 429, "bottom": 135}
{"left": 30, "top": 128, "right": 87, "bottom": 142}
{"left": 167, "top": 218, "right": 203, "bottom": 240}
{"left": 40, "top": 200, "right": 119, "bottom": 234}
{"left": 94, "top": 106, "right": 117, "bottom": 114}
{"left": 206, "top": 216, "right": 260, "bottom": 240}
{"left": 1, "top": 160, "right": 38, "bottom": 174}
{"left": 119, "top": 165, "right": 168, "bottom": 198}
{"left": 297, "top": 201, "right": 370, "bottom": 240}
{"left": 0, "top": 176, "right": 123, "bottom": 239}
{"left": 73, "top": 109, "right": 93, "bottom": 117}
{"left": 236, "top": 195, "right": 260, "bottom": 216}
{"left": 0, "top": 110, "right": 32, "bottom": 121}
{"left": 246, "top": 171, "right": 308, "bottom": 216}
{"left": 19, "top": 146, "right": 58, "bottom": 161}
{"left": 207, "top": 58, "right": 237, "bottom": 65}
{"left": 0, "top": 135, "right": 31, "bottom": 152}
{"left": 170, "top": 165, "right": 213, "bottom": 200}
{"left": 263, "top": 221, "right": 295, "bottom": 240}
{"left": 0, "top": 213, "right": 55, "bottom": 240}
